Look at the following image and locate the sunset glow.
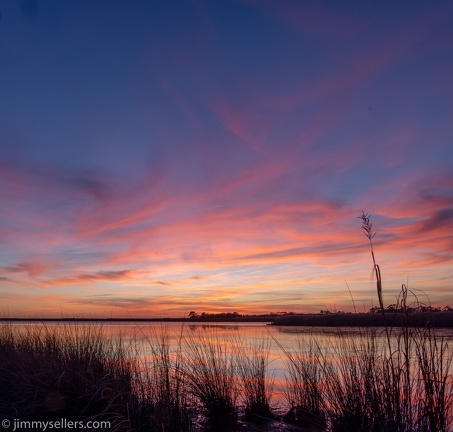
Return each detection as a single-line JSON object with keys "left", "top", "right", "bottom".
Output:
{"left": 1, "top": 1, "right": 452, "bottom": 317}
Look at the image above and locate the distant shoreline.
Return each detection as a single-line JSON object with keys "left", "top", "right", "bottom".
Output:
{"left": 2, "top": 311, "right": 453, "bottom": 327}
{"left": 270, "top": 311, "right": 453, "bottom": 328}
{"left": 0, "top": 317, "right": 274, "bottom": 323}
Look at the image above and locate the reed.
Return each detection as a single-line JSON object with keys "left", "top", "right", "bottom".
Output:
{"left": 357, "top": 212, "right": 452, "bottom": 431}
{"left": 323, "top": 330, "right": 390, "bottom": 431}
{"left": 413, "top": 327, "right": 453, "bottom": 431}
{"left": 276, "top": 326, "right": 452, "bottom": 431}
{"left": 132, "top": 327, "right": 193, "bottom": 432}
{"left": 280, "top": 338, "right": 327, "bottom": 430}
{"left": 234, "top": 337, "right": 274, "bottom": 423}
{"left": 272, "top": 213, "right": 453, "bottom": 431}
{"left": 0, "top": 323, "right": 136, "bottom": 431}
{"left": 1, "top": 320, "right": 451, "bottom": 431}
{"left": 182, "top": 330, "right": 239, "bottom": 431}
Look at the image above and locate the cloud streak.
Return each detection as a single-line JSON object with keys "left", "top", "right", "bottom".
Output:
{"left": 0, "top": 1, "right": 452, "bottom": 316}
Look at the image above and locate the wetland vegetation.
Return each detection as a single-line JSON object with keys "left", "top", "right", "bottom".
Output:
{"left": 0, "top": 321, "right": 452, "bottom": 432}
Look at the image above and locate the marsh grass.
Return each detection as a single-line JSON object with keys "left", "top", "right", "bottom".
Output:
{"left": 280, "top": 339, "right": 327, "bottom": 430}
{"left": 277, "top": 326, "right": 453, "bottom": 431}
{"left": 0, "top": 324, "right": 198, "bottom": 432}
{"left": 269, "top": 213, "right": 453, "bottom": 431}
{"left": 182, "top": 330, "right": 239, "bottom": 431}
{"left": 414, "top": 327, "right": 453, "bottom": 431}
{"left": 358, "top": 212, "right": 452, "bottom": 431}
{"left": 324, "top": 331, "right": 390, "bottom": 431}
{"left": 0, "top": 321, "right": 452, "bottom": 431}
{"left": 0, "top": 323, "right": 135, "bottom": 431}
{"left": 234, "top": 337, "right": 274, "bottom": 423}
{"left": 131, "top": 327, "right": 194, "bottom": 432}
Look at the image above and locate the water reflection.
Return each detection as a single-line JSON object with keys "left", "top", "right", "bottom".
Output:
{"left": 4, "top": 320, "right": 453, "bottom": 409}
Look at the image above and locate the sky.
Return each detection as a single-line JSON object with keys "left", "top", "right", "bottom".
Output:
{"left": 0, "top": 0, "right": 452, "bottom": 318}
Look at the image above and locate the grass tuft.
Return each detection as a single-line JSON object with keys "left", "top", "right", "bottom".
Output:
{"left": 182, "top": 330, "right": 238, "bottom": 431}
{"left": 234, "top": 336, "right": 274, "bottom": 423}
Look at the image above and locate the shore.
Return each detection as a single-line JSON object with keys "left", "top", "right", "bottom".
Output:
{"left": 2, "top": 310, "right": 453, "bottom": 327}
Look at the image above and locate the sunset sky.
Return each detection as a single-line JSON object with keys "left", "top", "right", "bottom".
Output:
{"left": 1, "top": 1, "right": 452, "bottom": 318}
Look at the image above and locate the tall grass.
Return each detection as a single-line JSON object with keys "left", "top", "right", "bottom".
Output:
{"left": 414, "top": 327, "right": 453, "bottom": 431}
{"left": 324, "top": 331, "right": 391, "bottom": 431}
{"left": 271, "top": 213, "right": 453, "bottom": 431}
{"left": 131, "top": 327, "right": 193, "bottom": 432}
{"left": 358, "top": 212, "right": 452, "bottom": 431}
{"left": 278, "top": 327, "right": 452, "bottom": 431}
{"left": 0, "top": 323, "right": 198, "bottom": 432}
{"left": 0, "top": 321, "right": 451, "bottom": 431}
{"left": 281, "top": 338, "right": 327, "bottom": 430}
{"left": 0, "top": 324, "right": 135, "bottom": 431}
{"left": 234, "top": 337, "right": 274, "bottom": 423}
{"left": 182, "top": 330, "right": 239, "bottom": 431}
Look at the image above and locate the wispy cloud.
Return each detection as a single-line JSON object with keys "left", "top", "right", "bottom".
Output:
{"left": 1, "top": 1, "right": 452, "bottom": 316}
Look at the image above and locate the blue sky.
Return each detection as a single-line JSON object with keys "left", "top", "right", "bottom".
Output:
{"left": 1, "top": 0, "right": 452, "bottom": 317}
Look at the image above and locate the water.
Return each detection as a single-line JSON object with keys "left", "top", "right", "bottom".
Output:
{"left": 3, "top": 320, "right": 453, "bottom": 431}
{"left": 7, "top": 320, "right": 453, "bottom": 410}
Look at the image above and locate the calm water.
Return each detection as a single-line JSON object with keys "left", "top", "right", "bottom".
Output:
{"left": 6, "top": 322, "right": 453, "bottom": 416}
{"left": 7, "top": 321, "right": 453, "bottom": 409}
